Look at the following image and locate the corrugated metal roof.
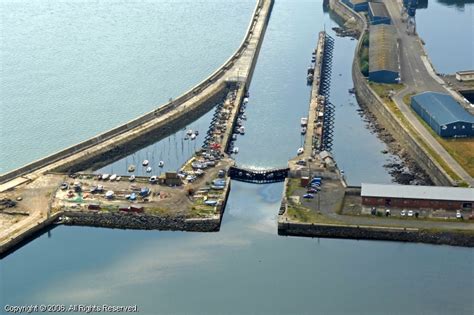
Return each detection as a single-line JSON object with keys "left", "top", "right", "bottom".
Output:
{"left": 411, "top": 92, "right": 474, "bottom": 125}
{"left": 369, "top": 24, "right": 398, "bottom": 73}
{"left": 369, "top": 2, "right": 389, "bottom": 18}
{"left": 361, "top": 183, "right": 474, "bottom": 202}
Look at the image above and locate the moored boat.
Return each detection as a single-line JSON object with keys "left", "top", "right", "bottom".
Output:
{"left": 142, "top": 160, "right": 149, "bottom": 166}
{"left": 128, "top": 165, "right": 136, "bottom": 172}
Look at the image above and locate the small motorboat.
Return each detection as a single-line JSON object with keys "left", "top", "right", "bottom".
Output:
{"left": 158, "top": 161, "right": 164, "bottom": 168}
{"left": 187, "top": 129, "right": 193, "bottom": 136}
{"left": 129, "top": 175, "right": 136, "bottom": 182}
{"left": 232, "top": 147, "right": 239, "bottom": 154}
{"left": 128, "top": 165, "right": 136, "bottom": 172}
{"left": 116, "top": 176, "right": 121, "bottom": 182}
{"left": 101, "top": 174, "right": 110, "bottom": 180}
{"left": 297, "top": 147, "right": 304, "bottom": 155}
{"left": 190, "top": 133, "right": 196, "bottom": 140}
{"left": 149, "top": 176, "right": 158, "bottom": 184}
{"left": 232, "top": 134, "right": 238, "bottom": 141}
{"left": 194, "top": 130, "right": 199, "bottom": 136}
{"left": 243, "top": 97, "right": 249, "bottom": 104}
{"left": 238, "top": 126, "right": 245, "bottom": 134}
{"left": 184, "top": 135, "right": 189, "bottom": 140}
{"left": 146, "top": 167, "right": 152, "bottom": 173}
{"left": 110, "top": 174, "right": 117, "bottom": 181}
{"left": 140, "top": 187, "right": 150, "bottom": 197}
{"left": 105, "top": 191, "right": 114, "bottom": 199}
{"left": 129, "top": 192, "right": 137, "bottom": 201}
{"left": 301, "top": 127, "right": 307, "bottom": 135}
{"left": 205, "top": 200, "right": 218, "bottom": 206}
{"left": 301, "top": 117, "right": 308, "bottom": 126}
{"left": 241, "top": 114, "right": 247, "bottom": 120}
{"left": 142, "top": 160, "right": 149, "bottom": 166}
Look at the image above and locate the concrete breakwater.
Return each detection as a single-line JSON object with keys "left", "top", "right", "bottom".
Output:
{"left": 328, "top": 0, "right": 454, "bottom": 186}
{"left": 0, "top": 0, "right": 273, "bottom": 185}
{"left": 278, "top": 222, "right": 474, "bottom": 247}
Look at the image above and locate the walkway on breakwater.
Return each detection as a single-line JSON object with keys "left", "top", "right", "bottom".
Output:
{"left": 301, "top": 32, "right": 335, "bottom": 158}
{"left": 0, "top": 0, "right": 274, "bottom": 256}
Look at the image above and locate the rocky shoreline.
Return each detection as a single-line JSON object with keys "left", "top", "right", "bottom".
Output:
{"left": 62, "top": 211, "right": 221, "bottom": 232}
{"left": 355, "top": 104, "right": 433, "bottom": 185}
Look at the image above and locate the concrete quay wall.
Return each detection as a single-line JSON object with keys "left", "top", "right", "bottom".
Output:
{"left": 329, "top": 0, "right": 454, "bottom": 186}
{"left": 278, "top": 222, "right": 474, "bottom": 247}
{"left": 0, "top": 212, "right": 62, "bottom": 257}
{"left": 0, "top": 0, "right": 273, "bottom": 185}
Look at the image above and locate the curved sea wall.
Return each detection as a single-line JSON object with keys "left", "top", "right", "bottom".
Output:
{"left": 0, "top": 0, "right": 272, "bottom": 184}
{"left": 329, "top": 0, "right": 453, "bottom": 186}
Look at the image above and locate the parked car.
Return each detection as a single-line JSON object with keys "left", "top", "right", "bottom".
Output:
{"left": 408, "top": 210, "right": 414, "bottom": 217}
{"left": 385, "top": 209, "right": 391, "bottom": 216}
{"left": 307, "top": 188, "right": 318, "bottom": 194}
{"left": 456, "top": 211, "right": 463, "bottom": 219}
{"left": 303, "top": 193, "right": 314, "bottom": 199}
{"left": 401, "top": 210, "right": 407, "bottom": 217}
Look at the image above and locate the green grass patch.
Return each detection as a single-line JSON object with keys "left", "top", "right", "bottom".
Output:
{"left": 286, "top": 178, "right": 301, "bottom": 198}
{"left": 146, "top": 207, "right": 171, "bottom": 216}
{"left": 287, "top": 205, "right": 340, "bottom": 224}
{"left": 358, "top": 32, "right": 370, "bottom": 76}
{"left": 411, "top": 113, "right": 474, "bottom": 178}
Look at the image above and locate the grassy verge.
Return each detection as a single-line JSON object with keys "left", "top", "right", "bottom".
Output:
{"left": 359, "top": 32, "right": 369, "bottom": 76}
{"left": 188, "top": 198, "right": 217, "bottom": 218}
{"left": 402, "top": 95, "right": 474, "bottom": 178}
{"left": 287, "top": 205, "right": 340, "bottom": 224}
{"left": 286, "top": 178, "right": 301, "bottom": 198}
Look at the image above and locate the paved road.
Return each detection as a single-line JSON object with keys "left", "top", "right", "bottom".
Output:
{"left": 383, "top": 0, "right": 474, "bottom": 186}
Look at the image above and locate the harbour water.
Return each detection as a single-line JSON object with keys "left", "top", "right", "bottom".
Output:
{"left": 416, "top": 0, "right": 474, "bottom": 73}
{"left": 1, "top": 0, "right": 473, "bottom": 314}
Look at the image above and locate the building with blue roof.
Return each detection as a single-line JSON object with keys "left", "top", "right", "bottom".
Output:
{"left": 341, "top": 0, "right": 369, "bottom": 12}
{"left": 411, "top": 92, "right": 474, "bottom": 138}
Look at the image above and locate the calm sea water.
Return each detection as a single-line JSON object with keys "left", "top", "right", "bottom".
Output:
{"left": 1, "top": 0, "right": 473, "bottom": 314}
{"left": 0, "top": 0, "right": 254, "bottom": 174}
{"left": 416, "top": 0, "right": 474, "bottom": 73}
